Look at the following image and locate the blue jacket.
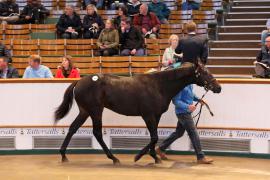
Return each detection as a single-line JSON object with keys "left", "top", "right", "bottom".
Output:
{"left": 172, "top": 84, "right": 199, "bottom": 115}
{"left": 148, "top": 2, "right": 170, "bottom": 20}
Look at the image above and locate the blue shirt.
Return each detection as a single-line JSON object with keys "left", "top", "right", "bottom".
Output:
{"left": 172, "top": 84, "right": 199, "bottom": 114}
{"left": 23, "top": 65, "right": 53, "bottom": 78}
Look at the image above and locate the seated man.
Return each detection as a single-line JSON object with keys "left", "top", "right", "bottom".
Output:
{"left": 0, "top": 56, "right": 19, "bottom": 78}
{"left": 254, "top": 36, "right": 270, "bottom": 78}
{"left": 23, "top": 54, "right": 53, "bottom": 79}
{"left": 127, "top": 0, "right": 142, "bottom": 16}
{"left": 182, "top": 0, "right": 202, "bottom": 10}
{"left": 17, "top": 0, "right": 50, "bottom": 24}
{"left": 148, "top": 0, "right": 170, "bottom": 24}
{"left": 133, "top": 3, "right": 160, "bottom": 39}
{"left": 56, "top": 5, "right": 82, "bottom": 39}
{"left": 0, "top": 0, "right": 19, "bottom": 24}
{"left": 119, "top": 18, "right": 144, "bottom": 56}
{"left": 261, "top": 19, "right": 270, "bottom": 45}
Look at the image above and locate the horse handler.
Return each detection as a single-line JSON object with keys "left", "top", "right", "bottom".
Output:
{"left": 156, "top": 84, "right": 213, "bottom": 164}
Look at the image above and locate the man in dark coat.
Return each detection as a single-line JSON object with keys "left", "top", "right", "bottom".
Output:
{"left": 254, "top": 36, "right": 270, "bottom": 78}
{"left": 56, "top": 5, "right": 82, "bottom": 39}
{"left": 0, "top": 0, "right": 19, "bottom": 24}
{"left": 119, "top": 18, "right": 144, "bottom": 56}
{"left": 17, "top": 0, "right": 50, "bottom": 24}
{"left": 0, "top": 56, "right": 19, "bottom": 78}
{"left": 175, "top": 21, "right": 209, "bottom": 64}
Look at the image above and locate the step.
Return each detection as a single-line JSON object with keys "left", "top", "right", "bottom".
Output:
{"left": 227, "top": 12, "right": 270, "bottom": 19}
{"left": 207, "top": 66, "right": 255, "bottom": 75}
{"left": 219, "top": 25, "right": 266, "bottom": 33}
{"left": 233, "top": 1, "right": 270, "bottom": 6}
{"left": 208, "top": 56, "right": 256, "bottom": 65}
{"left": 218, "top": 32, "right": 261, "bottom": 40}
{"left": 209, "top": 48, "right": 259, "bottom": 57}
{"left": 231, "top": 6, "right": 270, "bottom": 12}
{"left": 225, "top": 19, "right": 267, "bottom": 26}
{"left": 210, "top": 40, "right": 261, "bottom": 48}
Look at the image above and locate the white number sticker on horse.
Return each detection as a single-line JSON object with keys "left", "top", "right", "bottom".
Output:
{"left": 92, "top": 75, "right": 99, "bottom": 81}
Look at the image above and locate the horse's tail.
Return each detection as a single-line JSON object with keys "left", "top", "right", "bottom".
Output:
{"left": 54, "top": 81, "right": 78, "bottom": 123}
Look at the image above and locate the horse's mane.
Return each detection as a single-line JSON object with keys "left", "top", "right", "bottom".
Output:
{"left": 145, "top": 63, "right": 195, "bottom": 81}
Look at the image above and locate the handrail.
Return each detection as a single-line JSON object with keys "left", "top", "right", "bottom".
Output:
{"left": 0, "top": 78, "right": 270, "bottom": 84}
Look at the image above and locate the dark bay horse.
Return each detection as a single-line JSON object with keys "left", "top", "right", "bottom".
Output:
{"left": 54, "top": 62, "right": 221, "bottom": 165}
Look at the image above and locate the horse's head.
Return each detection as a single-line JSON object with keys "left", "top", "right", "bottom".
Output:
{"left": 193, "top": 62, "right": 221, "bottom": 93}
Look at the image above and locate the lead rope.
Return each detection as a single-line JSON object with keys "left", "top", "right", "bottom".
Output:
{"left": 193, "top": 90, "right": 214, "bottom": 127}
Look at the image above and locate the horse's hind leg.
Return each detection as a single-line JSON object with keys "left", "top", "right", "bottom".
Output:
{"left": 60, "top": 111, "right": 89, "bottom": 162}
{"left": 91, "top": 114, "right": 120, "bottom": 165}
{"left": 135, "top": 115, "right": 161, "bottom": 164}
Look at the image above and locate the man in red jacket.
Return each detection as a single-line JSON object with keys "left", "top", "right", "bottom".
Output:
{"left": 133, "top": 3, "right": 160, "bottom": 39}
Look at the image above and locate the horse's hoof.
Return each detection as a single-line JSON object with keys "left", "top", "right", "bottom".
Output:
{"left": 134, "top": 154, "right": 141, "bottom": 162}
{"left": 61, "top": 157, "right": 69, "bottom": 163}
{"left": 113, "top": 159, "right": 121, "bottom": 165}
{"left": 155, "top": 158, "right": 162, "bottom": 164}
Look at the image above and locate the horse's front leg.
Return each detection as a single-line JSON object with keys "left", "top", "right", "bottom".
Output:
{"left": 91, "top": 114, "right": 120, "bottom": 165}
{"left": 134, "top": 115, "right": 161, "bottom": 164}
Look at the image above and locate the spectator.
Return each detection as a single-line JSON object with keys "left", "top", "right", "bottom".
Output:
{"left": 254, "top": 36, "right": 270, "bottom": 78}
{"left": 96, "top": 19, "right": 119, "bottom": 56}
{"left": 119, "top": 18, "right": 144, "bottom": 56}
{"left": 0, "top": 0, "right": 19, "bottom": 24}
{"left": 0, "top": 42, "right": 12, "bottom": 63}
{"left": 148, "top": 0, "right": 170, "bottom": 24}
{"left": 110, "top": 0, "right": 128, "bottom": 10}
{"left": 127, "top": 0, "right": 142, "bottom": 16}
{"left": 17, "top": 0, "right": 50, "bottom": 24}
{"left": 261, "top": 19, "right": 270, "bottom": 45}
{"left": 56, "top": 5, "right": 82, "bottom": 39}
{"left": 133, "top": 3, "right": 160, "bottom": 39}
{"left": 23, "top": 54, "right": 53, "bottom": 78}
{"left": 0, "top": 56, "right": 19, "bottom": 78}
{"left": 113, "top": 5, "right": 128, "bottom": 29}
{"left": 84, "top": 0, "right": 104, "bottom": 10}
{"left": 162, "top": 34, "right": 181, "bottom": 69}
{"left": 55, "top": 56, "right": 80, "bottom": 78}
{"left": 83, "top": 4, "right": 105, "bottom": 39}
{"left": 175, "top": 21, "right": 208, "bottom": 64}
{"left": 182, "top": 0, "right": 202, "bottom": 10}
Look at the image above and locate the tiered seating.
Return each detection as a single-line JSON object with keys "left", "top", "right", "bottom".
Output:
{"left": 5, "top": 24, "right": 31, "bottom": 40}
{"left": 39, "top": 39, "right": 65, "bottom": 56}
{"left": 12, "top": 40, "right": 39, "bottom": 56}
{"left": 12, "top": 55, "right": 162, "bottom": 76}
{"left": 66, "top": 39, "right": 93, "bottom": 56}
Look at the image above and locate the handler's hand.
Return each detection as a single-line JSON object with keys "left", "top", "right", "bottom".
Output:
{"left": 199, "top": 99, "right": 206, "bottom": 105}
{"left": 188, "top": 104, "right": 196, "bottom": 112}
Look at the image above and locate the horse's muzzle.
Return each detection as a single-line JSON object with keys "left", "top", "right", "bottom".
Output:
{"left": 213, "top": 85, "right": 222, "bottom": 93}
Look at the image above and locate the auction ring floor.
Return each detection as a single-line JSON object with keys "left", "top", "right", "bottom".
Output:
{"left": 0, "top": 154, "right": 269, "bottom": 180}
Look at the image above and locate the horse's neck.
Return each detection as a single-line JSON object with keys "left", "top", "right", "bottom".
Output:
{"left": 162, "top": 74, "right": 195, "bottom": 101}
{"left": 150, "top": 67, "right": 196, "bottom": 103}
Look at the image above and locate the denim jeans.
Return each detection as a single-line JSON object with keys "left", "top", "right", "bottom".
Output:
{"left": 159, "top": 113, "right": 205, "bottom": 160}
{"left": 120, "top": 48, "right": 145, "bottom": 56}
{"left": 84, "top": 0, "right": 104, "bottom": 9}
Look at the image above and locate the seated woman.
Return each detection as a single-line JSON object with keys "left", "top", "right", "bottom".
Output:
{"left": 162, "top": 34, "right": 181, "bottom": 70}
{"left": 83, "top": 4, "right": 105, "bottom": 39}
{"left": 55, "top": 56, "right": 80, "bottom": 78}
{"left": 56, "top": 5, "right": 82, "bottom": 39}
{"left": 96, "top": 19, "right": 119, "bottom": 56}
{"left": 113, "top": 5, "right": 128, "bottom": 29}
